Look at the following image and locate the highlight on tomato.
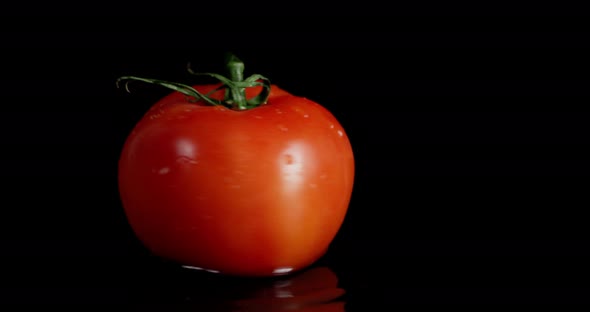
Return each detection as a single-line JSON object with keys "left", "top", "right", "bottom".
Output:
{"left": 116, "top": 54, "right": 355, "bottom": 277}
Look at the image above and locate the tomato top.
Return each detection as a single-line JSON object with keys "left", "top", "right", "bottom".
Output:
{"left": 118, "top": 53, "right": 275, "bottom": 111}
{"left": 154, "top": 82, "right": 292, "bottom": 108}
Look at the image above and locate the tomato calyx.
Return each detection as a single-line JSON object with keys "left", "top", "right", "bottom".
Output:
{"left": 116, "top": 53, "right": 271, "bottom": 111}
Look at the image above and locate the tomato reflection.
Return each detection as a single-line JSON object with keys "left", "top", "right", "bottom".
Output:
{"left": 174, "top": 266, "right": 345, "bottom": 311}
{"left": 231, "top": 266, "right": 345, "bottom": 311}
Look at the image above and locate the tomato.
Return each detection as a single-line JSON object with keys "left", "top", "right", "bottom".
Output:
{"left": 117, "top": 55, "right": 354, "bottom": 277}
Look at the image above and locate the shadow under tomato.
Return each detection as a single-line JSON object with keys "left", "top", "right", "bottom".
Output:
{"left": 145, "top": 265, "right": 346, "bottom": 311}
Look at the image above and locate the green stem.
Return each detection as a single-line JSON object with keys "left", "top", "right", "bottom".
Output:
{"left": 225, "top": 54, "right": 247, "bottom": 110}
{"left": 116, "top": 53, "right": 271, "bottom": 111}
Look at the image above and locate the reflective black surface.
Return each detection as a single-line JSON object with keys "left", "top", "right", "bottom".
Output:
{"left": 2, "top": 17, "right": 590, "bottom": 305}
{"left": 4, "top": 237, "right": 590, "bottom": 305}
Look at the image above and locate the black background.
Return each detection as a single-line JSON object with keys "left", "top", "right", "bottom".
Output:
{"left": 2, "top": 13, "right": 590, "bottom": 305}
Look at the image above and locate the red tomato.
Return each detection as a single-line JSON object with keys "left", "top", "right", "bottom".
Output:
{"left": 118, "top": 59, "right": 354, "bottom": 277}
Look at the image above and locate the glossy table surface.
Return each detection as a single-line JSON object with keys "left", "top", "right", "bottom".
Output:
{"left": 4, "top": 237, "right": 590, "bottom": 306}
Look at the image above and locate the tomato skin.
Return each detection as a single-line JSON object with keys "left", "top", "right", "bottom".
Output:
{"left": 118, "top": 84, "right": 354, "bottom": 276}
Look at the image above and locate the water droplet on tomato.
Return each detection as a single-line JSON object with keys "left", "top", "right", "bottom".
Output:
{"left": 280, "top": 143, "right": 305, "bottom": 193}
{"left": 176, "top": 156, "right": 198, "bottom": 165}
{"left": 182, "top": 265, "right": 220, "bottom": 274}
{"left": 158, "top": 167, "right": 170, "bottom": 175}
{"left": 337, "top": 130, "right": 344, "bottom": 137}
{"left": 176, "top": 139, "right": 197, "bottom": 159}
{"left": 273, "top": 267, "right": 293, "bottom": 275}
